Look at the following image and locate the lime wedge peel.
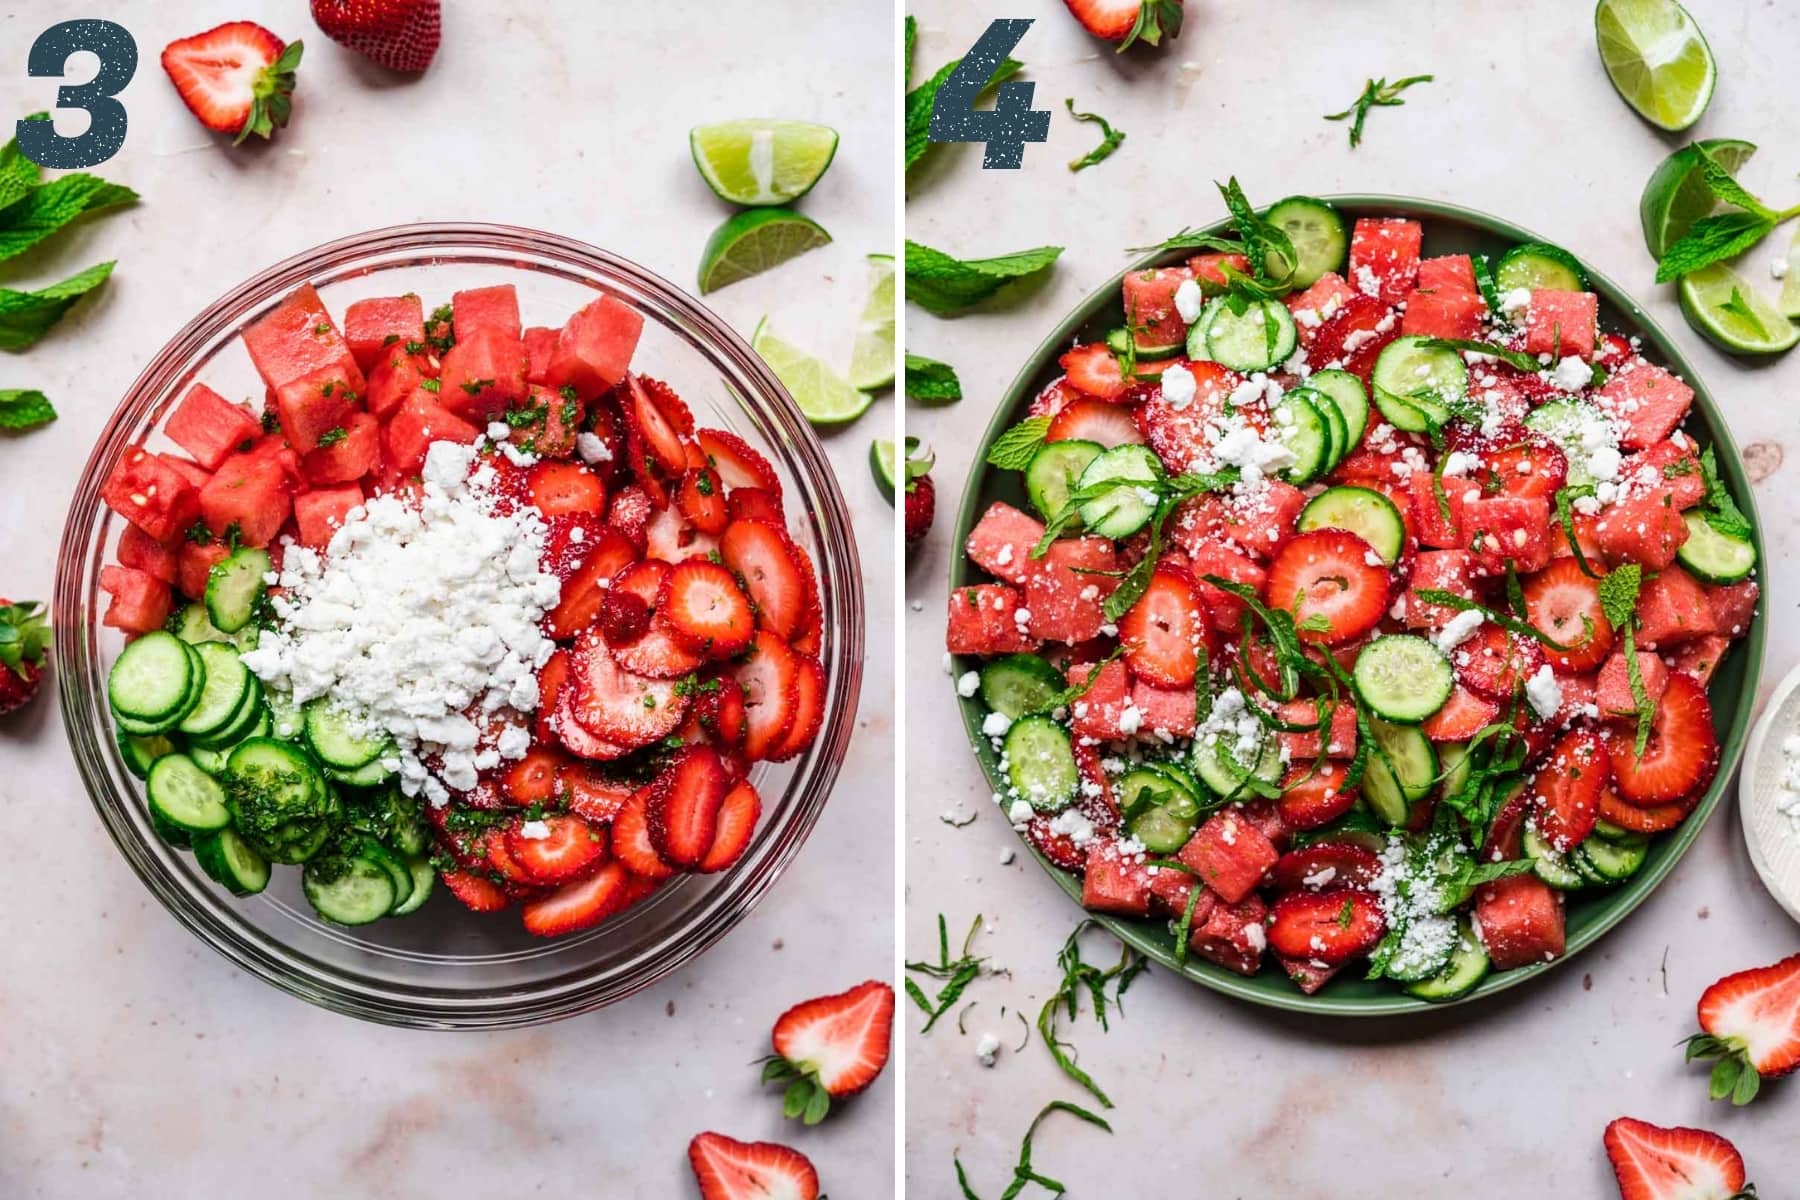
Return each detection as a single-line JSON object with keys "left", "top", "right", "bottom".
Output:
{"left": 1639, "top": 138, "right": 1756, "bottom": 258}
{"left": 690, "top": 120, "right": 839, "bottom": 207}
{"left": 698, "top": 208, "right": 831, "bottom": 294}
{"left": 870, "top": 436, "right": 928, "bottom": 505}
{"left": 752, "top": 317, "right": 873, "bottom": 426}
{"left": 1596, "top": 0, "right": 1716, "bottom": 132}
{"left": 1678, "top": 262, "right": 1800, "bottom": 355}
{"left": 848, "top": 253, "right": 896, "bottom": 391}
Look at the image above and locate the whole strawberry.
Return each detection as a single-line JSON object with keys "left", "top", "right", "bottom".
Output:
{"left": 311, "top": 0, "right": 441, "bottom": 72}
{"left": 906, "top": 473, "right": 935, "bottom": 548}
{"left": 0, "top": 600, "right": 49, "bottom": 716}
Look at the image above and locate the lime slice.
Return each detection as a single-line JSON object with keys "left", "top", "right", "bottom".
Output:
{"left": 1639, "top": 138, "right": 1756, "bottom": 257}
{"left": 871, "top": 439, "right": 898, "bottom": 502}
{"left": 698, "top": 208, "right": 831, "bottom": 295}
{"left": 752, "top": 317, "right": 872, "bottom": 426}
{"left": 1678, "top": 262, "right": 1800, "bottom": 355}
{"left": 690, "top": 120, "right": 839, "bottom": 207}
{"left": 1779, "top": 224, "right": 1800, "bottom": 319}
{"left": 1596, "top": 0, "right": 1716, "bottom": 132}
{"left": 848, "top": 253, "right": 896, "bottom": 391}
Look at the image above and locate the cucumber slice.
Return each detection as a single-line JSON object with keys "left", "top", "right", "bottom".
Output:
{"left": 1116, "top": 766, "right": 1201, "bottom": 853}
{"left": 327, "top": 755, "right": 396, "bottom": 787}
{"left": 117, "top": 729, "right": 178, "bottom": 779}
{"left": 303, "top": 700, "right": 389, "bottom": 771}
{"left": 1297, "top": 485, "right": 1405, "bottom": 564}
{"left": 1105, "top": 326, "right": 1181, "bottom": 361}
{"left": 359, "top": 838, "right": 415, "bottom": 913}
{"left": 1676, "top": 511, "right": 1756, "bottom": 583}
{"left": 1205, "top": 298, "right": 1298, "bottom": 372}
{"left": 1353, "top": 635, "right": 1454, "bottom": 724}
{"left": 1591, "top": 817, "right": 1636, "bottom": 843}
{"left": 204, "top": 545, "right": 272, "bottom": 634}
{"left": 1184, "top": 299, "right": 1221, "bottom": 362}
{"left": 979, "top": 654, "right": 1066, "bottom": 720}
{"left": 190, "top": 740, "right": 232, "bottom": 776}
{"left": 1402, "top": 917, "right": 1491, "bottom": 1002}
{"left": 1191, "top": 722, "right": 1284, "bottom": 798}
{"left": 176, "top": 642, "right": 253, "bottom": 739}
{"left": 1362, "top": 718, "right": 1437, "bottom": 825}
{"left": 1263, "top": 196, "right": 1348, "bottom": 288}
{"left": 1384, "top": 912, "right": 1462, "bottom": 983}
{"left": 302, "top": 850, "right": 398, "bottom": 926}
{"left": 193, "top": 827, "right": 271, "bottom": 896}
{"left": 224, "top": 737, "right": 337, "bottom": 863}
{"left": 1495, "top": 242, "right": 1587, "bottom": 293}
{"left": 1370, "top": 336, "right": 1468, "bottom": 433}
{"left": 107, "top": 631, "right": 198, "bottom": 729}
{"left": 1024, "top": 439, "right": 1105, "bottom": 524}
{"left": 1272, "top": 390, "right": 1330, "bottom": 485}
{"left": 1004, "top": 716, "right": 1078, "bottom": 812}
{"left": 146, "top": 752, "right": 232, "bottom": 835}
{"left": 267, "top": 689, "right": 305, "bottom": 741}
{"left": 1523, "top": 823, "right": 1587, "bottom": 890}
{"left": 1573, "top": 830, "right": 1649, "bottom": 883}
{"left": 1075, "top": 444, "right": 1164, "bottom": 539}
{"left": 170, "top": 601, "right": 231, "bottom": 645}
{"left": 187, "top": 675, "right": 265, "bottom": 749}
{"left": 1295, "top": 384, "right": 1348, "bottom": 472}
{"left": 1438, "top": 741, "right": 1473, "bottom": 801}
{"left": 1522, "top": 400, "right": 1608, "bottom": 486}
{"left": 1307, "top": 368, "right": 1369, "bottom": 450}
{"left": 389, "top": 856, "right": 436, "bottom": 916}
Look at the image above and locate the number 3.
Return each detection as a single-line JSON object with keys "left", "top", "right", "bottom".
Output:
{"left": 16, "top": 19, "right": 138, "bottom": 169}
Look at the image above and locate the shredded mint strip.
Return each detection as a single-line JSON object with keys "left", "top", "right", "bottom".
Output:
{"left": 1064, "top": 98, "right": 1124, "bottom": 172}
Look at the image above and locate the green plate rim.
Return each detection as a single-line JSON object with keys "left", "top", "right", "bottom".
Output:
{"left": 947, "top": 194, "right": 1767, "bottom": 1017}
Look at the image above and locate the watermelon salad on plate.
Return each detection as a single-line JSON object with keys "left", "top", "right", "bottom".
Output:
{"left": 95, "top": 276, "right": 826, "bottom": 937}
{"left": 948, "top": 188, "right": 1761, "bottom": 1004}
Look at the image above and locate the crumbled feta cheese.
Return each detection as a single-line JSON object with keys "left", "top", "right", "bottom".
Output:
{"left": 975, "top": 1032, "right": 1002, "bottom": 1067}
{"left": 1173, "top": 278, "right": 1204, "bottom": 324}
{"left": 486, "top": 421, "right": 511, "bottom": 442}
{"left": 1160, "top": 362, "right": 1197, "bottom": 411}
{"left": 517, "top": 820, "right": 551, "bottom": 840}
{"left": 575, "top": 431, "right": 612, "bottom": 464}
{"left": 1498, "top": 287, "right": 1532, "bottom": 316}
{"left": 1007, "top": 799, "right": 1035, "bottom": 824}
{"left": 1549, "top": 355, "right": 1591, "bottom": 392}
{"left": 1524, "top": 663, "right": 1562, "bottom": 720}
{"left": 981, "top": 711, "right": 1013, "bottom": 737}
{"left": 1433, "top": 609, "right": 1483, "bottom": 653}
{"left": 956, "top": 671, "right": 981, "bottom": 698}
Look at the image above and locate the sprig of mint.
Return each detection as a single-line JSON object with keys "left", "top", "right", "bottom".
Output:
{"left": 1655, "top": 145, "right": 1800, "bottom": 283}
{"left": 1218, "top": 176, "right": 1298, "bottom": 288}
{"left": 906, "top": 240, "right": 1063, "bottom": 315}
{"left": 0, "top": 259, "right": 114, "bottom": 351}
{"left": 1325, "top": 74, "right": 1434, "bottom": 148}
{"left": 1696, "top": 445, "right": 1753, "bottom": 539}
{"left": 1065, "top": 98, "right": 1125, "bottom": 172}
{"left": 1035, "top": 920, "right": 1146, "bottom": 1108}
{"left": 0, "top": 388, "right": 54, "bottom": 431}
{"left": 984, "top": 415, "right": 1052, "bottom": 470}
{"left": 905, "top": 352, "right": 962, "bottom": 404}
{"left": 904, "top": 912, "right": 990, "bottom": 1033}
{"left": 0, "top": 171, "right": 137, "bottom": 263}
{"left": 905, "top": 41, "right": 1024, "bottom": 175}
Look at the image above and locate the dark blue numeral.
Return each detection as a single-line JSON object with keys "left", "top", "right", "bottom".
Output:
{"left": 17, "top": 19, "right": 137, "bottom": 169}
{"left": 927, "top": 19, "right": 1050, "bottom": 170}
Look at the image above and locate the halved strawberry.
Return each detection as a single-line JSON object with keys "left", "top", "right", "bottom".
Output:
{"left": 1062, "top": 0, "right": 1184, "bottom": 47}
{"left": 765, "top": 979, "right": 895, "bottom": 1125}
{"left": 501, "top": 747, "right": 566, "bottom": 805}
{"left": 698, "top": 779, "right": 762, "bottom": 873}
{"left": 1046, "top": 397, "right": 1147, "bottom": 448}
{"left": 544, "top": 528, "right": 637, "bottom": 640}
{"left": 1603, "top": 1117, "right": 1752, "bottom": 1200}
{"left": 1275, "top": 763, "right": 1357, "bottom": 830}
{"left": 441, "top": 868, "right": 509, "bottom": 913}
{"left": 1117, "top": 566, "right": 1211, "bottom": 687}
{"left": 648, "top": 747, "right": 730, "bottom": 868}
{"left": 688, "top": 1132, "right": 819, "bottom": 1200}
{"left": 1420, "top": 684, "right": 1501, "bottom": 742}
{"left": 1529, "top": 728, "right": 1608, "bottom": 851}
{"left": 161, "top": 22, "right": 301, "bottom": 143}
{"left": 504, "top": 813, "right": 607, "bottom": 885}
{"left": 612, "top": 786, "right": 677, "bottom": 881}
{"left": 625, "top": 374, "right": 689, "bottom": 475}
{"left": 1687, "top": 953, "right": 1800, "bottom": 1102}
{"left": 607, "top": 484, "right": 653, "bottom": 551}
{"left": 558, "top": 761, "right": 634, "bottom": 826}
{"left": 1266, "top": 890, "right": 1386, "bottom": 965}
{"left": 659, "top": 560, "right": 756, "bottom": 658}
{"left": 735, "top": 631, "right": 802, "bottom": 761}
{"left": 1606, "top": 672, "right": 1717, "bottom": 805}
{"left": 526, "top": 459, "right": 605, "bottom": 516}
{"left": 1059, "top": 342, "right": 1129, "bottom": 399}
{"left": 1521, "top": 557, "right": 1614, "bottom": 671}
{"left": 569, "top": 629, "right": 690, "bottom": 748}
{"left": 721, "top": 520, "right": 808, "bottom": 639}
{"left": 1456, "top": 624, "right": 1545, "bottom": 701}
{"left": 676, "top": 466, "right": 731, "bottom": 534}
{"left": 1264, "top": 529, "right": 1389, "bottom": 645}
{"left": 1266, "top": 841, "right": 1383, "bottom": 894}
{"left": 766, "top": 653, "right": 826, "bottom": 763}
{"left": 697, "top": 427, "right": 782, "bottom": 496}
{"left": 520, "top": 860, "right": 643, "bottom": 937}
{"left": 608, "top": 561, "right": 705, "bottom": 678}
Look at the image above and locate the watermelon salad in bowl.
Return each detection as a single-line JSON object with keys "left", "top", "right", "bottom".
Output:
{"left": 57, "top": 224, "right": 862, "bottom": 1027}
{"left": 947, "top": 190, "right": 1764, "bottom": 1015}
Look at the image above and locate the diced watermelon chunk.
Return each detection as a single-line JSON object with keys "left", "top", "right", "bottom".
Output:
{"left": 272, "top": 363, "right": 359, "bottom": 452}
{"left": 1704, "top": 579, "right": 1758, "bottom": 636}
{"left": 342, "top": 294, "right": 425, "bottom": 371}
{"left": 1177, "top": 809, "right": 1279, "bottom": 904}
{"left": 1348, "top": 217, "right": 1422, "bottom": 303}
{"left": 1285, "top": 271, "right": 1355, "bottom": 339}
{"left": 1634, "top": 564, "right": 1717, "bottom": 648}
{"left": 1185, "top": 541, "right": 1266, "bottom": 630}
{"left": 1082, "top": 839, "right": 1154, "bottom": 917}
{"left": 1276, "top": 697, "right": 1358, "bottom": 761}
{"left": 117, "top": 523, "right": 179, "bottom": 584}
{"left": 1594, "top": 487, "right": 1688, "bottom": 570}
{"left": 100, "top": 446, "right": 203, "bottom": 543}
{"left": 1550, "top": 507, "right": 1604, "bottom": 563}
{"left": 451, "top": 284, "right": 522, "bottom": 342}
{"left": 99, "top": 565, "right": 172, "bottom": 634}
{"left": 1188, "top": 893, "right": 1268, "bottom": 976}
{"left": 157, "top": 455, "right": 213, "bottom": 490}
{"left": 1130, "top": 678, "right": 1197, "bottom": 738}
{"left": 1280, "top": 955, "right": 1345, "bottom": 995}
{"left": 946, "top": 585, "right": 1036, "bottom": 655}
{"left": 1069, "top": 659, "right": 1130, "bottom": 742}
{"left": 1400, "top": 254, "right": 1486, "bottom": 339}
{"left": 1122, "top": 266, "right": 1192, "bottom": 352}
{"left": 1149, "top": 864, "right": 1215, "bottom": 922}
{"left": 1595, "top": 648, "right": 1669, "bottom": 716}
{"left": 1220, "top": 480, "right": 1306, "bottom": 558}
{"left": 1474, "top": 874, "right": 1565, "bottom": 970}
{"left": 1409, "top": 469, "right": 1469, "bottom": 549}
{"left": 439, "top": 325, "right": 529, "bottom": 422}
{"left": 199, "top": 446, "right": 294, "bottom": 548}
{"left": 523, "top": 326, "right": 559, "bottom": 384}
{"left": 242, "top": 283, "right": 367, "bottom": 393}
{"left": 1404, "top": 549, "right": 1475, "bottom": 629}
{"left": 1523, "top": 290, "right": 1598, "bottom": 360}
{"left": 1026, "top": 538, "right": 1117, "bottom": 645}
{"left": 1189, "top": 252, "right": 1250, "bottom": 290}
{"left": 965, "top": 501, "right": 1043, "bottom": 586}
{"left": 1670, "top": 634, "right": 1731, "bottom": 685}
{"left": 1463, "top": 494, "right": 1552, "bottom": 575}
{"left": 547, "top": 294, "right": 643, "bottom": 400}
{"left": 363, "top": 342, "right": 433, "bottom": 419}
{"left": 1622, "top": 440, "right": 1703, "bottom": 508}
{"left": 293, "top": 483, "right": 365, "bottom": 549}
{"left": 163, "top": 382, "right": 262, "bottom": 470}
{"left": 382, "top": 394, "right": 483, "bottom": 477}
{"left": 1595, "top": 363, "right": 1694, "bottom": 451}
{"left": 178, "top": 540, "right": 229, "bottom": 600}
{"left": 300, "top": 410, "right": 381, "bottom": 486}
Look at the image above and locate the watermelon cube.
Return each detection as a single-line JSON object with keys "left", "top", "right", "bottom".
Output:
{"left": 157, "top": 455, "right": 213, "bottom": 490}
{"left": 1595, "top": 488, "right": 1688, "bottom": 570}
{"left": 363, "top": 342, "right": 433, "bottom": 419}
{"left": 1401, "top": 254, "right": 1487, "bottom": 340}
{"left": 1069, "top": 659, "right": 1130, "bottom": 742}
{"left": 965, "top": 501, "right": 1043, "bottom": 586}
{"left": 1189, "top": 893, "right": 1268, "bottom": 976}
{"left": 116, "top": 523, "right": 178, "bottom": 585}
{"left": 1130, "top": 679, "right": 1197, "bottom": 738}
{"left": 1122, "top": 266, "right": 1192, "bottom": 352}
{"left": 1081, "top": 840, "right": 1154, "bottom": 918}
{"left": 1634, "top": 564, "right": 1717, "bottom": 648}
{"left": 300, "top": 411, "right": 381, "bottom": 486}
{"left": 1189, "top": 252, "right": 1250, "bottom": 290}
{"left": 1410, "top": 470, "right": 1470, "bottom": 549}
{"left": 1596, "top": 363, "right": 1694, "bottom": 450}
{"left": 1177, "top": 809, "right": 1279, "bottom": 904}
{"left": 1184, "top": 542, "right": 1266, "bottom": 630}
{"left": 523, "top": 325, "right": 559, "bottom": 384}
{"left": 98, "top": 565, "right": 172, "bottom": 635}
{"left": 199, "top": 447, "right": 293, "bottom": 547}
{"left": 547, "top": 294, "right": 644, "bottom": 400}
{"left": 1704, "top": 579, "right": 1758, "bottom": 637}
{"left": 100, "top": 446, "right": 202, "bottom": 543}
{"left": 1523, "top": 290, "right": 1598, "bottom": 360}
{"left": 1026, "top": 538, "right": 1117, "bottom": 645}
{"left": 439, "top": 326, "right": 529, "bottom": 422}
{"left": 294, "top": 484, "right": 365, "bottom": 549}
{"left": 1285, "top": 271, "right": 1355, "bottom": 337}
{"left": 1348, "top": 217, "right": 1423, "bottom": 303}
{"left": 946, "top": 585, "right": 1036, "bottom": 655}
{"left": 1622, "top": 440, "right": 1703, "bottom": 508}
{"left": 1276, "top": 697, "right": 1358, "bottom": 761}
{"left": 342, "top": 294, "right": 425, "bottom": 371}
{"left": 1596, "top": 649, "right": 1670, "bottom": 716}
{"left": 1464, "top": 494, "right": 1552, "bottom": 575}
{"left": 178, "top": 540, "right": 229, "bottom": 600}
{"left": 163, "top": 382, "right": 262, "bottom": 470}
{"left": 1474, "top": 874, "right": 1565, "bottom": 969}
{"left": 242, "top": 283, "right": 366, "bottom": 394}
{"left": 1280, "top": 955, "right": 1344, "bottom": 995}
{"left": 1404, "top": 549, "right": 1476, "bottom": 629}
{"left": 382, "top": 394, "right": 482, "bottom": 477}
{"left": 452, "top": 284, "right": 522, "bottom": 342}
{"left": 272, "top": 363, "right": 360, "bottom": 452}
{"left": 1220, "top": 480, "right": 1307, "bottom": 558}
{"left": 1670, "top": 635, "right": 1731, "bottom": 685}
{"left": 1149, "top": 864, "right": 1215, "bottom": 922}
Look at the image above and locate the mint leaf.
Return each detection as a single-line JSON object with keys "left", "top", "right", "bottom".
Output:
{"left": 0, "top": 260, "right": 114, "bottom": 351}
{"left": 904, "top": 15, "right": 916, "bottom": 82}
{"left": 1217, "top": 176, "right": 1296, "bottom": 286}
{"left": 904, "top": 352, "right": 962, "bottom": 404}
{"left": 905, "top": 240, "right": 1062, "bottom": 315}
{"left": 1623, "top": 625, "right": 1654, "bottom": 756}
{"left": 1598, "top": 563, "right": 1641, "bottom": 629}
{"left": 1695, "top": 144, "right": 1776, "bottom": 220}
{"left": 1324, "top": 74, "right": 1433, "bottom": 148}
{"left": 0, "top": 388, "right": 54, "bottom": 430}
{"left": 1125, "top": 227, "right": 1245, "bottom": 257}
{"left": 1697, "top": 446, "right": 1753, "bottom": 539}
{"left": 984, "top": 415, "right": 1051, "bottom": 470}
{"left": 905, "top": 55, "right": 1023, "bottom": 174}
{"left": 0, "top": 173, "right": 138, "bottom": 262}
{"left": 1065, "top": 98, "right": 1125, "bottom": 172}
{"left": 0, "top": 113, "right": 48, "bottom": 211}
{"left": 1656, "top": 211, "right": 1775, "bottom": 283}
{"left": 1416, "top": 337, "right": 1543, "bottom": 373}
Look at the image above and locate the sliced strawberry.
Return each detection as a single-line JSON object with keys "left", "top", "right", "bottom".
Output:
{"left": 1603, "top": 1117, "right": 1750, "bottom": 1200}
{"left": 1028, "top": 813, "right": 1090, "bottom": 872}
{"left": 1529, "top": 728, "right": 1608, "bottom": 851}
{"left": 1264, "top": 529, "right": 1389, "bottom": 645}
{"left": 1607, "top": 673, "right": 1718, "bottom": 805}
{"left": 612, "top": 786, "right": 677, "bottom": 881}
{"left": 608, "top": 561, "right": 705, "bottom": 679}
{"left": 534, "top": 648, "right": 572, "bottom": 743}
{"left": 683, "top": 674, "right": 748, "bottom": 749}
{"left": 768, "top": 979, "right": 895, "bottom": 1118}
{"left": 767, "top": 653, "right": 826, "bottom": 763}
{"left": 1266, "top": 841, "right": 1383, "bottom": 894}
{"left": 721, "top": 519, "right": 808, "bottom": 639}
{"left": 160, "top": 21, "right": 300, "bottom": 142}
{"left": 501, "top": 747, "right": 566, "bottom": 805}
{"left": 687, "top": 1132, "right": 819, "bottom": 1200}
{"left": 607, "top": 484, "right": 653, "bottom": 551}
{"left": 734, "top": 631, "right": 801, "bottom": 761}
{"left": 648, "top": 747, "right": 730, "bottom": 868}
{"left": 526, "top": 459, "right": 605, "bottom": 516}
{"left": 659, "top": 560, "right": 755, "bottom": 658}
{"left": 1117, "top": 566, "right": 1212, "bottom": 687}
{"left": 625, "top": 374, "right": 689, "bottom": 475}
{"left": 520, "top": 860, "right": 643, "bottom": 937}
{"left": 558, "top": 761, "right": 635, "bottom": 826}
{"left": 539, "top": 511, "right": 608, "bottom": 583}
{"left": 599, "top": 585, "right": 653, "bottom": 647}
{"left": 1046, "top": 397, "right": 1146, "bottom": 448}
{"left": 1599, "top": 787, "right": 1697, "bottom": 834}
{"left": 728, "top": 486, "right": 785, "bottom": 525}
{"left": 506, "top": 813, "right": 607, "bottom": 884}
{"left": 1266, "top": 890, "right": 1386, "bottom": 965}
{"left": 697, "top": 779, "right": 762, "bottom": 873}
{"left": 1455, "top": 624, "right": 1545, "bottom": 701}
{"left": 544, "top": 528, "right": 637, "bottom": 640}
{"left": 1059, "top": 342, "right": 1129, "bottom": 399}
{"left": 676, "top": 466, "right": 731, "bottom": 534}
{"left": 1521, "top": 557, "right": 1615, "bottom": 671}
{"left": 554, "top": 687, "right": 629, "bottom": 760}
{"left": 569, "top": 629, "right": 690, "bottom": 747}
{"left": 1691, "top": 952, "right": 1800, "bottom": 1088}
{"left": 1275, "top": 764, "right": 1357, "bottom": 830}
{"left": 441, "top": 868, "right": 509, "bottom": 913}
{"left": 1308, "top": 294, "right": 1394, "bottom": 376}
{"left": 1484, "top": 784, "right": 1533, "bottom": 859}
{"left": 1420, "top": 684, "right": 1501, "bottom": 742}
{"left": 697, "top": 427, "right": 782, "bottom": 496}
{"left": 1135, "top": 360, "right": 1246, "bottom": 473}
{"left": 645, "top": 502, "right": 722, "bottom": 564}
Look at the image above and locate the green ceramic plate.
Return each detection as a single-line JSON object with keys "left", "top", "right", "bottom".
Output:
{"left": 949, "top": 196, "right": 1767, "bottom": 1016}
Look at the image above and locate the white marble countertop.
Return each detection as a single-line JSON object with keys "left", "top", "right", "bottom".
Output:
{"left": 0, "top": 3, "right": 893, "bottom": 1196}
{"left": 904, "top": 2, "right": 1800, "bottom": 1193}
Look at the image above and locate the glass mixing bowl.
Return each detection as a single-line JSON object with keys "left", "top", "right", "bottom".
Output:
{"left": 55, "top": 223, "right": 864, "bottom": 1028}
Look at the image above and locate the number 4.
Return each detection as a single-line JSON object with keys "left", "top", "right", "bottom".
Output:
{"left": 16, "top": 19, "right": 138, "bottom": 170}
{"left": 927, "top": 19, "right": 1050, "bottom": 170}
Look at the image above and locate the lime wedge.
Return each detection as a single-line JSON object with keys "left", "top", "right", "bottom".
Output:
{"left": 752, "top": 317, "right": 872, "bottom": 426}
{"left": 1779, "top": 224, "right": 1800, "bottom": 319}
{"left": 690, "top": 120, "right": 839, "bottom": 206}
{"left": 1596, "top": 0, "right": 1716, "bottom": 132}
{"left": 698, "top": 208, "right": 831, "bottom": 295}
{"left": 871, "top": 439, "right": 899, "bottom": 502}
{"left": 1678, "top": 262, "right": 1800, "bottom": 355}
{"left": 848, "top": 253, "right": 896, "bottom": 391}
{"left": 1639, "top": 138, "right": 1756, "bottom": 257}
